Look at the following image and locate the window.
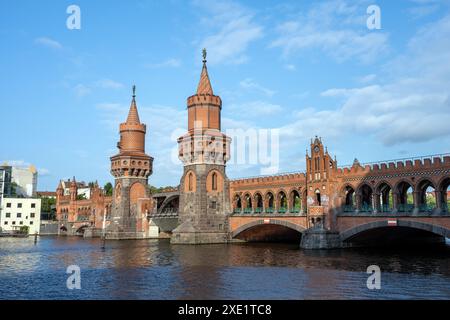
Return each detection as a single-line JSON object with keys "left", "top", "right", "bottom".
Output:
{"left": 212, "top": 172, "right": 217, "bottom": 191}
{"left": 17, "top": 203, "right": 22, "bottom": 208}
{"left": 6, "top": 203, "right": 11, "bottom": 208}
{"left": 30, "top": 221, "right": 33, "bottom": 225}
{"left": 17, "top": 213, "right": 22, "bottom": 218}
{"left": 19, "top": 221, "right": 23, "bottom": 225}
{"left": 12, "top": 221, "right": 16, "bottom": 225}
{"left": 30, "top": 213, "right": 35, "bottom": 218}
{"left": 188, "top": 172, "right": 193, "bottom": 191}
{"left": 4, "top": 221, "right": 7, "bottom": 225}
{"left": 5, "top": 213, "right": 10, "bottom": 218}
{"left": 31, "top": 203, "right": 36, "bottom": 208}
{"left": 210, "top": 201, "right": 217, "bottom": 209}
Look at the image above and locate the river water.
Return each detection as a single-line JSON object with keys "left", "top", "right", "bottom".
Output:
{"left": 0, "top": 236, "right": 449, "bottom": 300}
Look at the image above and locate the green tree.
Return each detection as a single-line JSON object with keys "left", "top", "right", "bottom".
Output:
{"left": 76, "top": 194, "right": 87, "bottom": 200}
{"left": 19, "top": 226, "right": 29, "bottom": 235}
{"left": 104, "top": 182, "right": 113, "bottom": 196}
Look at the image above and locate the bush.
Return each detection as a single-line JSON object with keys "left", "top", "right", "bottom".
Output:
{"left": 19, "top": 226, "right": 29, "bottom": 234}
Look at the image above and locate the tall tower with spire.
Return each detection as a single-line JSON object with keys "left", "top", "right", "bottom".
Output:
{"left": 171, "top": 49, "right": 232, "bottom": 244}
{"left": 107, "top": 86, "right": 153, "bottom": 239}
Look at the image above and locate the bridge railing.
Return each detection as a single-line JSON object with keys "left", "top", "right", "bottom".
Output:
{"left": 338, "top": 203, "right": 449, "bottom": 217}
{"left": 231, "top": 207, "right": 306, "bottom": 216}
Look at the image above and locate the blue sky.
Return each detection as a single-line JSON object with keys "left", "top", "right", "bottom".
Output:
{"left": 1, "top": 0, "right": 450, "bottom": 191}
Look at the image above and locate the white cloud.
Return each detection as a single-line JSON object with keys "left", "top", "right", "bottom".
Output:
{"left": 95, "top": 79, "right": 124, "bottom": 89}
{"left": 145, "top": 58, "right": 181, "bottom": 68}
{"left": 1, "top": 160, "right": 49, "bottom": 176}
{"left": 271, "top": 0, "right": 389, "bottom": 63}
{"left": 73, "top": 84, "right": 91, "bottom": 97}
{"left": 278, "top": 13, "right": 450, "bottom": 147}
{"left": 239, "top": 78, "right": 275, "bottom": 97}
{"left": 194, "top": 0, "right": 263, "bottom": 65}
{"left": 34, "top": 37, "right": 63, "bottom": 50}
{"left": 227, "top": 101, "right": 283, "bottom": 119}
{"left": 284, "top": 64, "right": 296, "bottom": 71}
{"left": 96, "top": 102, "right": 186, "bottom": 186}
{"left": 358, "top": 74, "right": 377, "bottom": 83}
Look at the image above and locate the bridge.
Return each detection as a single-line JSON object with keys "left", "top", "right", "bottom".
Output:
{"left": 148, "top": 151, "right": 450, "bottom": 248}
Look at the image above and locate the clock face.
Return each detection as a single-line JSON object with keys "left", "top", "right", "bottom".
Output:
{"left": 314, "top": 146, "right": 320, "bottom": 153}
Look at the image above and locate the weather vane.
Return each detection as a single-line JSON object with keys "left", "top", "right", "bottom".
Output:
{"left": 202, "top": 48, "right": 207, "bottom": 63}
{"left": 132, "top": 84, "right": 136, "bottom": 98}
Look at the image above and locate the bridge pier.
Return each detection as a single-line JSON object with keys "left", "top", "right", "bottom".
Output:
{"left": 300, "top": 227, "right": 341, "bottom": 249}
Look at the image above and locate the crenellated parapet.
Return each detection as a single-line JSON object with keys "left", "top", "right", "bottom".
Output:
{"left": 336, "top": 154, "right": 450, "bottom": 181}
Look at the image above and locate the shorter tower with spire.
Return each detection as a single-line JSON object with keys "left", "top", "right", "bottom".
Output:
{"left": 108, "top": 86, "right": 154, "bottom": 239}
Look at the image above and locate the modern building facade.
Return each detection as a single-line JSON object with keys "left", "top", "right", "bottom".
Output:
{"left": 0, "top": 197, "right": 41, "bottom": 234}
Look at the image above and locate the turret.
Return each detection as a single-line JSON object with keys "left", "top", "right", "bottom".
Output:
{"left": 70, "top": 177, "right": 77, "bottom": 201}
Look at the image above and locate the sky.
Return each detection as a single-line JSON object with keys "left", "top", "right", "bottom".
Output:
{"left": 1, "top": 0, "right": 450, "bottom": 191}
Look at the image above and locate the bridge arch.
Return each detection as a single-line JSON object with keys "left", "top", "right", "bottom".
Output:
{"left": 253, "top": 192, "right": 263, "bottom": 212}
{"left": 415, "top": 178, "right": 437, "bottom": 212}
{"left": 264, "top": 191, "right": 275, "bottom": 212}
{"left": 231, "top": 219, "right": 305, "bottom": 242}
{"left": 375, "top": 181, "right": 393, "bottom": 212}
{"left": 158, "top": 194, "right": 179, "bottom": 214}
{"left": 340, "top": 220, "right": 450, "bottom": 245}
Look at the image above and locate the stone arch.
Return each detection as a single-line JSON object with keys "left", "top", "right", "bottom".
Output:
{"left": 231, "top": 219, "right": 306, "bottom": 238}
{"left": 75, "top": 224, "right": 89, "bottom": 234}
{"left": 206, "top": 169, "right": 223, "bottom": 193}
{"left": 375, "top": 181, "right": 393, "bottom": 212}
{"left": 340, "top": 220, "right": 450, "bottom": 243}
{"left": 289, "top": 188, "right": 302, "bottom": 213}
{"left": 277, "top": 190, "right": 288, "bottom": 213}
{"left": 114, "top": 183, "right": 122, "bottom": 202}
{"left": 243, "top": 193, "right": 252, "bottom": 212}
{"left": 415, "top": 178, "right": 437, "bottom": 212}
{"left": 253, "top": 192, "right": 264, "bottom": 213}
{"left": 130, "top": 182, "right": 146, "bottom": 205}
{"left": 437, "top": 176, "right": 450, "bottom": 212}
{"left": 342, "top": 184, "right": 356, "bottom": 211}
{"left": 184, "top": 170, "right": 197, "bottom": 192}
{"left": 233, "top": 193, "right": 242, "bottom": 213}
{"left": 355, "top": 183, "right": 374, "bottom": 212}
{"left": 264, "top": 191, "right": 275, "bottom": 212}
{"left": 395, "top": 179, "right": 415, "bottom": 212}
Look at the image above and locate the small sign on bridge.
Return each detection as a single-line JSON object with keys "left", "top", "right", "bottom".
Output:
{"left": 388, "top": 219, "right": 397, "bottom": 226}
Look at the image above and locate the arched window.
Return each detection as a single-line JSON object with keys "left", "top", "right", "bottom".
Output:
{"left": 188, "top": 172, "right": 193, "bottom": 191}
{"left": 212, "top": 172, "right": 217, "bottom": 191}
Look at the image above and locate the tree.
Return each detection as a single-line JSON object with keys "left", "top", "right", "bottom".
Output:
{"left": 76, "top": 194, "right": 87, "bottom": 200}
{"left": 104, "top": 182, "right": 113, "bottom": 196}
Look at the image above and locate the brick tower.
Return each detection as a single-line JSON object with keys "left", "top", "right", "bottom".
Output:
{"left": 171, "top": 49, "right": 232, "bottom": 244}
{"left": 107, "top": 86, "right": 153, "bottom": 239}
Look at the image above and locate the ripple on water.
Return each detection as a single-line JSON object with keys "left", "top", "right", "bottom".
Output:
{"left": 0, "top": 237, "right": 449, "bottom": 299}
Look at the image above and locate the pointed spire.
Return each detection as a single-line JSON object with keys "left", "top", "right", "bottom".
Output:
{"left": 196, "top": 48, "right": 213, "bottom": 95}
{"left": 126, "top": 85, "right": 141, "bottom": 124}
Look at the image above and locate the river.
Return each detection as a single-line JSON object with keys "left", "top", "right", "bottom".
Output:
{"left": 0, "top": 237, "right": 449, "bottom": 299}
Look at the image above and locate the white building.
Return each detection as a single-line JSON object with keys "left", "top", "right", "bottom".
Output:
{"left": 0, "top": 197, "right": 41, "bottom": 234}
{"left": 60, "top": 179, "right": 91, "bottom": 199}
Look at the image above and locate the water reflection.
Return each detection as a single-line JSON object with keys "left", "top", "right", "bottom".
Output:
{"left": 0, "top": 237, "right": 449, "bottom": 299}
